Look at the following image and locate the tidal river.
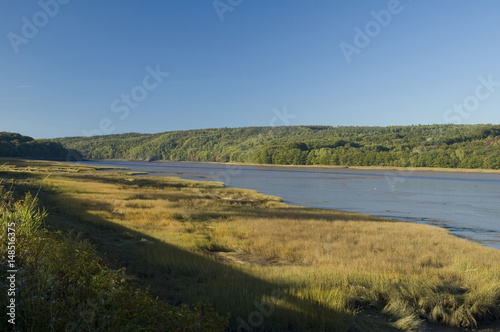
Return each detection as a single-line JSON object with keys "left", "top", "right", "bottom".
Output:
{"left": 77, "top": 160, "right": 500, "bottom": 250}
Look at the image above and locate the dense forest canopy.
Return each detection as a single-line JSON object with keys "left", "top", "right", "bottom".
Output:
{"left": 0, "top": 132, "right": 77, "bottom": 160}
{"left": 53, "top": 124, "right": 500, "bottom": 169}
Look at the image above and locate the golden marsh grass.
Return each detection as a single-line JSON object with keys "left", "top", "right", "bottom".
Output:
{"left": 1, "top": 158, "right": 499, "bottom": 331}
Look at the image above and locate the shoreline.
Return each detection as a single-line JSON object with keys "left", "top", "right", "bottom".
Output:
{"left": 80, "top": 158, "right": 500, "bottom": 175}
{"left": 74, "top": 158, "right": 500, "bottom": 251}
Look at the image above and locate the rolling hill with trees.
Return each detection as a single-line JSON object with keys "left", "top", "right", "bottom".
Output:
{"left": 0, "top": 132, "right": 78, "bottom": 160}
{"left": 53, "top": 124, "right": 500, "bottom": 169}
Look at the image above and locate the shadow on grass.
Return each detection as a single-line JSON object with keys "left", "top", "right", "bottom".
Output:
{"left": 35, "top": 186, "right": 359, "bottom": 331}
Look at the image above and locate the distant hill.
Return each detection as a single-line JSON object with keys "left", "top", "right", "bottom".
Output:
{"left": 0, "top": 132, "right": 79, "bottom": 160}
{"left": 54, "top": 124, "right": 500, "bottom": 169}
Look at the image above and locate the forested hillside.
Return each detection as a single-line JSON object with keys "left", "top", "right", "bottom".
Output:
{"left": 55, "top": 124, "right": 500, "bottom": 169}
{"left": 0, "top": 132, "right": 75, "bottom": 160}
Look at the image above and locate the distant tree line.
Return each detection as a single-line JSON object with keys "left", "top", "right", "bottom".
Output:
{"left": 0, "top": 132, "right": 77, "bottom": 160}
{"left": 53, "top": 124, "right": 500, "bottom": 169}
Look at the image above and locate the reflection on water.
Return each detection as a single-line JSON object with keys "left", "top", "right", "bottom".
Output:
{"left": 76, "top": 161, "right": 500, "bottom": 250}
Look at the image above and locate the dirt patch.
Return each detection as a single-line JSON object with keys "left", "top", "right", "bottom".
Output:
{"left": 212, "top": 250, "right": 291, "bottom": 266}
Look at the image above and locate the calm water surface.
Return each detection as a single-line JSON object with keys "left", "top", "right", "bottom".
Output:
{"left": 77, "top": 160, "right": 500, "bottom": 250}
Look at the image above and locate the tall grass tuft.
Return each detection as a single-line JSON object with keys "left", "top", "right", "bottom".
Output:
{"left": 1, "top": 190, "right": 46, "bottom": 237}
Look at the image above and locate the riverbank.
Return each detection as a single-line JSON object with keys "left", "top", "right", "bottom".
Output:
{"left": 225, "top": 161, "right": 500, "bottom": 174}
{"left": 81, "top": 158, "right": 500, "bottom": 174}
{"left": 2, "top": 158, "right": 500, "bottom": 331}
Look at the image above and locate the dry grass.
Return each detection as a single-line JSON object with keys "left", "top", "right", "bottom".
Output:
{"left": 2, "top": 158, "right": 500, "bottom": 331}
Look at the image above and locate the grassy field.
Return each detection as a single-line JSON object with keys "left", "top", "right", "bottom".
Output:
{"left": 1, "top": 158, "right": 500, "bottom": 331}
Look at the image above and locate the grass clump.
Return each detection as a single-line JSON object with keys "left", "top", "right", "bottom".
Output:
{"left": 0, "top": 186, "right": 228, "bottom": 331}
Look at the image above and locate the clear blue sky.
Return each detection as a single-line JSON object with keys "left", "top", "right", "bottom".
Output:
{"left": 1, "top": 0, "right": 500, "bottom": 138}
